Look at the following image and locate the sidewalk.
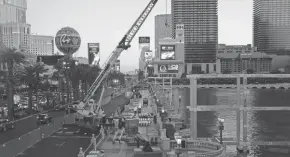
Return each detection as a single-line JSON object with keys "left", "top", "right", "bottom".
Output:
{"left": 99, "top": 137, "right": 134, "bottom": 157}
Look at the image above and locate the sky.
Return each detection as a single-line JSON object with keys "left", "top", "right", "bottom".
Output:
{"left": 26, "top": 0, "right": 253, "bottom": 72}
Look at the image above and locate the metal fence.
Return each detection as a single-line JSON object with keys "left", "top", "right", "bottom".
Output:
{"left": 0, "top": 114, "right": 75, "bottom": 157}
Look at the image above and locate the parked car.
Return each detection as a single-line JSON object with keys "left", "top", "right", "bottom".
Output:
{"left": 54, "top": 104, "right": 65, "bottom": 111}
{"left": 0, "top": 119, "right": 15, "bottom": 132}
{"left": 36, "top": 114, "right": 52, "bottom": 125}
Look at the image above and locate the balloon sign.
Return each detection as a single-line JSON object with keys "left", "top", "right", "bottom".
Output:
{"left": 55, "top": 27, "right": 81, "bottom": 55}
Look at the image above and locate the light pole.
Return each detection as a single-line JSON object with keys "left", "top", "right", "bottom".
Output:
{"left": 174, "top": 132, "right": 182, "bottom": 157}
{"left": 178, "top": 95, "right": 181, "bottom": 113}
{"left": 218, "top": 117, "right": 224, "bottom": 144}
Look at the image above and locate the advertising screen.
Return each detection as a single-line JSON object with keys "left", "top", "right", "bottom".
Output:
{"left": 158, "top": 64, "right": 178, "bottom": 73}
{"left": 144, "top": 51, "right": 153, "bottom": 61}
{"left": 88, "top": 43, "right": 100, "bottom": 65}
{"left": 160, "top": 45, "right": 175, "bottom": 60}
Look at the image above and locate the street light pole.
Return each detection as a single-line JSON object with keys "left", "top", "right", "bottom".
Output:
{"left": 218, "top": 117, "right": 224, "bottom": 144}
{"left": 174, "top": 132, "right": 182, "bottom": 157}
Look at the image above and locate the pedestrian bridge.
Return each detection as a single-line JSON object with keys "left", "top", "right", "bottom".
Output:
{"left": 168, "top": 83, "right": 290, "bottom": 89}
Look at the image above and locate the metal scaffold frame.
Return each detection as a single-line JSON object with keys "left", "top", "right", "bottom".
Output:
{"left": 186, "top": 74, "right": 290, "bottom": 148}
{"left": 148, "top": 77, "right": 172, "bottom": 106}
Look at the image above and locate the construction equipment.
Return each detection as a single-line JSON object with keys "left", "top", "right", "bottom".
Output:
{"left": 112, "top": 127, "right": 125, "bottom": 143}
{"left": 74, "top": 0, "right": 159, "bottom": 117}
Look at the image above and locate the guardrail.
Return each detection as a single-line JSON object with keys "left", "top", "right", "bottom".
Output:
{"left": 169, "top": 140, "right": 225, "bottom": 157}
{"left": 0, "top": 114, "right": 76, "bottom": 157}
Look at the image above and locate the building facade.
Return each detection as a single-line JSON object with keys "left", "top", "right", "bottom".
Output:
{"left": 253, "top": 0, "right": 290, "bottom": 55}
{"left": 0, "top": 23, "right": 31, "bottom": 50}
{"left": 217, "top": 52, "right": 273, "bottom": 74}
{"left": 171, "top": 0, "right": 218, "bottom": 63}
{"left": 30, "top": 35, "right": 54, "bottom": 56}
{"left": 0, "top": 0, "right": 27, "bottom": 24}
{"left": 155, "top": 14, "right": 172, "bottom": 55}
{"left": 218, "top": 44, "right": 256, "bottom": 53}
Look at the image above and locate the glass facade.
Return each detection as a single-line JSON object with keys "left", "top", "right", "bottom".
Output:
{"left": 171, "top": 0, "right": 218, "bottom": 63}
{"left": 253, "top": 0, "right": 290, "bottom": 55}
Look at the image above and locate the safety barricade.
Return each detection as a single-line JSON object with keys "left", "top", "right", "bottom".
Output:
{"left": 0, "top": 114, "right": 75, "bottom": 157}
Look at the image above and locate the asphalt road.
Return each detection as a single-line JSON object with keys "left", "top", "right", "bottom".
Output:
{"left": 0, "top": 110, "right": 66, "bottom": 145}
{"left": 0, "top": 87, "right": 118, "bottom": 145}
{"left": 14, "top": 94, "right": 130, "bottom": 157}
{"left": 16, "top": 136, "right": 91, "bottom": 157}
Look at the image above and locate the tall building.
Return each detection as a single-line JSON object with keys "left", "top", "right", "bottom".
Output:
{"left": 0, "top": 0, "right": 27, "bottom": 24}
{"left": 218, "top": 44, "right": 256, "bottom": 53}
{"left": 0, "top": 23, "right": 31, "bottom": 50}
{"left": 253, "top": 0, "right": 290, "bottom": 55}
{"left": 30, "top": 35, "right": 54, "bottom": 56}
{"left": 138, "top": 36, "right": 151, "bottom": 70}
{"left": 155, "top": 14, "right": 172, "bottom": 55}
{"left": 171, "top": 0, "right": 218, "bottom": 63}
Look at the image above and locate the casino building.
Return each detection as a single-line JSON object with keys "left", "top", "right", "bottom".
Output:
{"left": 151, "top": 24, "right": 185, "bottom": 78}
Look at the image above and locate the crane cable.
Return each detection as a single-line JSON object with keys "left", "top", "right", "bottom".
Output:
{"left": 165, "top": 0, "right": 169, "bottom": 27}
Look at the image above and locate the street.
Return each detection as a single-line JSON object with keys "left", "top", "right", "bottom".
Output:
{"left": 0, "top": 110, "right": 65, "bottom": 145}
{"left": 15, "top": 93, "right": 130, "bottom": 157}
{"left": 0, "top": 87, "right": 117, "bottom": 145}
{"left": 15, "top": 136, "right": 90, "bottom": 157}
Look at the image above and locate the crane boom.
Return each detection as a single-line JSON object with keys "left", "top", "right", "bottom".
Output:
{"left": 81, "top": 0, "right": 158, "bottom": 105}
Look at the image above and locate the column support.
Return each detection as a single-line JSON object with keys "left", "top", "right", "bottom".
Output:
{"left": 190, "top": 77, "right": 197, "bottom": 139}
{"left": 242, "top": 76, "right": 248, "bottom": 151}
{"left": 236, "top": 76, "right": 241, "bottom": 145}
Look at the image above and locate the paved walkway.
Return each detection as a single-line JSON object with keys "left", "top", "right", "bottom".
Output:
{"left": 99, "top": 137, "right": 134, "bottom": 157}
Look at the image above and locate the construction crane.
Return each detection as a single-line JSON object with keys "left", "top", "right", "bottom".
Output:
{"left": 75, "top": 0, "right": 159, "bottom": 117}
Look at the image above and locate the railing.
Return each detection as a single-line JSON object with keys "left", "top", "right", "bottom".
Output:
{"left": 169, "top": 140, "right": 225, "bottom": 157}
{"left": 0, "top": 114, "right": 76, "bottom": 157}
{"left": 165, "top": 83, "right": 290, "bottom": 89}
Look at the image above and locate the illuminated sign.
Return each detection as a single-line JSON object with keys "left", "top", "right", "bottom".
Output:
{"left": 160, "top": 45, "right": 175, "bottom": 60}
{"left": 158, "top": 64, "right": 178, "bottom": 73}
{"left": 139, "top": 37, "right": 150, "bottom": 44}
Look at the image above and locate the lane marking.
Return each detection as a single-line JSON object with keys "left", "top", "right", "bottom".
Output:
{"left": 56, "top": 141, "right": 66, "bottom": 147}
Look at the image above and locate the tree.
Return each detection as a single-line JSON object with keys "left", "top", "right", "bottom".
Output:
{"left": 180, "top": 72, "right": 187, "bottom": 78}
{"left": 0, "top": 47, "right": 25, "bottom": 120}
{"left": 222, "top": 69, "right": 231, "bottom": 74}
{"left": 138, "top": 70, "right": 144, "bottom": 81}
{"left": 17, "top": 63, "right": 47, "bottom": 114}
{"left": 246, "top": 69, "right": 254, "bottom": 74}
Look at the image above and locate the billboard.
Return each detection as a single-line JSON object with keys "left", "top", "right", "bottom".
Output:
{"left": 158, "top": 64, "right": 179, "bottom": 73}
{"left": 114, "top": 60, "right": 120, "bottom": 72}
{"left": 139, "top": 36, "right": 151, "bottom": 61}
{"left": 144, "top": 51, "right": 153, "bottom": 61}
{"left": 139, "top": 37, "right": 150, "bottom": 44}
{"left": 88, "top": 43, "right": 100, "bottom": 65}
{"left": 37, "top": 55, "right": 64, "bottom": 66}
{"left": 160, "top": 45, "right": 175, "bottom": 60}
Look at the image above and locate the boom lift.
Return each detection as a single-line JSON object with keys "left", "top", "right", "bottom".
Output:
{"left": 75, "top": 0, "right": 159, "bottom": 117}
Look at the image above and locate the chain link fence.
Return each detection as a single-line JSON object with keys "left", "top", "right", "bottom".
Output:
{"left": 0, "top": 114, "right": 75, "bottom": 157}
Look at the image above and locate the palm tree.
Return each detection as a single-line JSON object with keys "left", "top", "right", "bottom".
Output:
{"left": 0, "top": 46, "right": 25, "bottom": 120}
{"left": 17, "top": 63, "right": 47, "bottom": 114}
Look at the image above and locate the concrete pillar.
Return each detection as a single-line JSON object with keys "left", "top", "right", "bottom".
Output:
{"left": 172, "top": 88, "right": 179, "bottom": 114}
{"left": 160, "top": 129, "right": 167, "bottom": 139}
{"left": 242, "top": 76, "right": 248, "bottom": 151}
{"left": 190, "top": 78, "right": 197, "bottom": 139}
{"left": 236, "top": 76, "right": 241, "bottom": 144}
